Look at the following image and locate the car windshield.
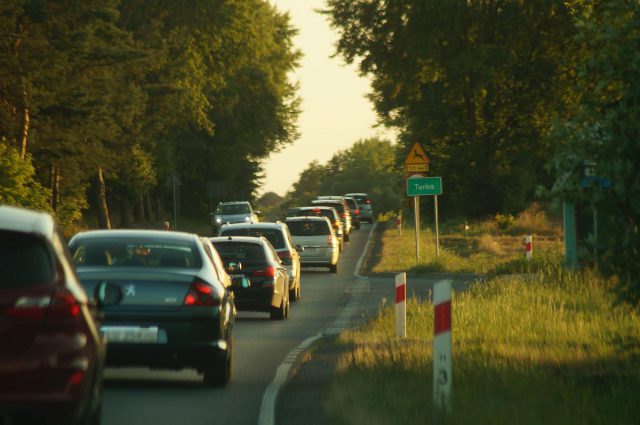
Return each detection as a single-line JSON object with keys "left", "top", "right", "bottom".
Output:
{"left": 217, "top": 204, "right": 250, "bottom": 215}
{"left": 0, "top": 231, "right": 54, "bottom": 287}
{"left": 347, "top": 194, "right": 369, "bottom": 204}
{"left": 220, "top": 228, "right": 285, "bottom": 249}
{"left": 70, "top": 238, "right": 202, "bottom": 268}
{"left": 286, "top": 220, "right": 331, "bottom": 236}
{"left": 211, "top": 242, "right": 267, "bottom": 264}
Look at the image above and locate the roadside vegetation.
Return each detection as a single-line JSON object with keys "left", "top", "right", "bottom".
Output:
{"left": 324, "top": 268, "right": 640, "bottom": 425}
{"left": 371, "top": 204, "right": 564, "bottom": 275}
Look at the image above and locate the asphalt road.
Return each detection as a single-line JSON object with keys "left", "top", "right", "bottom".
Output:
{"left": 100, "top": 223, "right": 374, "bottom": 425}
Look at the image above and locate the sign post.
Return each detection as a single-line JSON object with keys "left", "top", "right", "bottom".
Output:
{"left": 433, "top": 280, "right": 452, "bottom": 414}
{"left": 395, "top": 273, "right": 407, "bottom": 338}
{"left": 406, "top": 175, "right": 443, "bottom": 258}
{"left": 404, "top": 143, "right": 430, "bottom": 263}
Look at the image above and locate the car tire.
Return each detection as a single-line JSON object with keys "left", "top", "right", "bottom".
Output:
{"left": 344, "top": 232, "right": 350, "bottom": 242}
{"left": 270, "top": 298, "right": 286, "bottom": 320}
{"left": 329, "top": 263, "right": 338, "bottom": 273}
{"left": 290, "top": 279, "right": 301, "bottom": 302}
{"left": 203, "top": 338, "right": 233, "bottom": 387}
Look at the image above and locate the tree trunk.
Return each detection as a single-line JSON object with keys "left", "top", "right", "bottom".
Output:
{"left": 144, "top": 191, "right": 155, "bottom": 223}
{"left": 49, "top": 165, "right": 61, "bottom": 211}
{"left": 96, "top": 167, "right": 112, "bottom": 229}
{"left": 19, "top": 93, "right": 29, "bottom": 160}
{"left": 120, "top": 195, "right": 131, "bottom": 228}
{"left": 134, "top": 194, "right": 145, "bottom": 223}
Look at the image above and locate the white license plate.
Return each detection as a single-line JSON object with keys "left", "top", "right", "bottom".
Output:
{"left": 304, "top": 247, "right": 319, "bottom": 254}
{"left": 101, "top": 326, "right": 159, "bottom": 343}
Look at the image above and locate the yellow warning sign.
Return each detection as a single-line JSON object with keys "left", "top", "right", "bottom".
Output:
{"left": 404, "top": 143, "right": 429, "bottom": 165}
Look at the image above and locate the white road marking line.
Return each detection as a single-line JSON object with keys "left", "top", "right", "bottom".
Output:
{"left": 353, "top": 222, "right": 377, "bottom": 279}
{"left": 259, "top": 225, "right": 377, "bottom": 425}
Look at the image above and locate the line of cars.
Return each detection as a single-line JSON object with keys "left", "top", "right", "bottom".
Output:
{"left": 0, "top": 194, "right": 373, "bottom": 424}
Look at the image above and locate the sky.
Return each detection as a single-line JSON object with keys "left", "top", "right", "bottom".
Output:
{"left": 261, "top": 0, "right": 396, "bottom": 196}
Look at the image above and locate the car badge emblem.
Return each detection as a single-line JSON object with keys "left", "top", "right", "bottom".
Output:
{"left": 124, "top": 284, "right": 136, "bottom": 297}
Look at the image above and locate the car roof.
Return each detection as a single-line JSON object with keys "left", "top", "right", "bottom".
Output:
{"left": 285, "top": 215, "right": 331, "bottom": 223}
{"left": 209, "top": 235, "right": 269, "bottom": 245}
{"left": 217, "top": 201, "right": 250, "bottom": 205}
{"left": 344, "top": 192, "right": 368, "bottom": 196}
{"left": 0, "top": 205, "right": 56, "bottom": 239}
{"left": 70, "top": 229, "right": 199, "bottom": 242}
{"left": 220, "top": 222, "right": 285, "bottom": 230}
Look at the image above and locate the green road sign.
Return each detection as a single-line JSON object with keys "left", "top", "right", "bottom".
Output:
{"left": 407, "top": 176, "right": 442, "bottom": 196}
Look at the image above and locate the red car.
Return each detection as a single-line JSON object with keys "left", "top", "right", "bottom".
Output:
{"left": 0, "top": 206, "right": 106, "bottom": 425}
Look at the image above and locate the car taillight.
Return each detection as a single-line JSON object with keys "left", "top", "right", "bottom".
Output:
{"left": 277, "top": 251, "right": 293, "bottom": 265}
{"left": 66, "top": 370, "right": 86, "bottom": 394}
{"left": 354, "top": 209, "right": 360, "bottom": 215}
{"left": 327, "top": 236, "right": 335, "bottom": 246}
{"left": 48, "top": 292, "right": 81, "bottom": 318}
{"left": 4, "top": 291, "right": 81, "bottom": 320}
{"left": 334, "top": 220, "right": 341, "bottom": 228}
{"left": 184, "top": 280, "right": 220, "bottom": 307}
{"left": 253, "top": 266, "right": 276, "bottom": 278}
{"left": 341, "top": 212, "right": 347, "bottom": 219}
{"left": 366, "top": 199, "right": 371, "bottom": 204}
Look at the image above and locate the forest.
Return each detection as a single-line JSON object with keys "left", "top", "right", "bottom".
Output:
{"left": 1, "top": 0, "right": 638, "bottom": 304}
{"left": 1, "top": 0, "right": 300, "bottom": 230}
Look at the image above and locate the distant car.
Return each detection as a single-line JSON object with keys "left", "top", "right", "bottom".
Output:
{"left": 0, "top": 206, "right": 105, "bottom": 425}
{"left": 291, "top": 206, "right": 345, "bottom": 252}
{"left": 343, "top": 196, "right": 361, "bottom": 230}
{"left": 285, "top": 216, "right": 340, "bottom": 273}
{"left": 218, "top": 222, "right": 302, "bottom": 301}
{"left": 345, "top": 193, "right": 374, "bottom": 222}
{"left": 310, "top": 199, "right": 352, "bottom": 241}
{"left": 211, "top": 201, "right": 260, "bottom": 232}
{"left": 68, "top": 229, "right": 236, "bottom": 387}
{"left": 210, "top": 236, "right": 290, "bottom": 319}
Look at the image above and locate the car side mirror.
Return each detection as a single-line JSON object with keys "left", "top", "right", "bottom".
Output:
{"left": 231, "top": 275, "right": 251, "bottom": 289}
{"left": 95, "top": 282, "right": 123, "bottom": 307}
{"left": 296, "top": 245, "right": 305, "bottom": 252}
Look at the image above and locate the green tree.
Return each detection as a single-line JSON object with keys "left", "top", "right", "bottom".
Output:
{"left": 549, "top": 0, "right": 640, "bottom": 306}
{"left": 0, "top": 142, "right": 50, "bottom": 210}
{"left": 324, "top": 0, "right": 579, "bottom": 218}
{"left": 283, "top": 138, "right": 403, "bottom": 214}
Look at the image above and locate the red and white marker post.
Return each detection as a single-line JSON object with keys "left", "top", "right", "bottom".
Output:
{"left": 433, "top": 280, "right": 452, "bottom": 413}
{"left": 395, "top": 273, "right": 406, "bottom": 338}
{"left": 524, "top": 235, "right": 533, "bottom": 261}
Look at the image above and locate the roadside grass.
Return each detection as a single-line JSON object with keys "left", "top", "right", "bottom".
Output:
{"left": 372, "top": 206, "right": 563, "bottom": 275}
{"left": 325, "top": 269, "right": 640, "bottom": 425}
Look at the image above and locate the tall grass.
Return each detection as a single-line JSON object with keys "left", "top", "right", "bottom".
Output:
{"left": 325, "top": 269, "right": 640, "bottom": 425}
{"left": 372, "top": 217, "right": 563, "bottom": 275}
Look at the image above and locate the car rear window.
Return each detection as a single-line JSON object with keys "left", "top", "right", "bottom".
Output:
{"left": 286, "top": 220, "right": 331, "bottom": 236}
{"left": 297, "top": 209, "right": 335, "bottom": 222}
{"left": 0, "top": 231, "right": 54, "bottom": 287}
{"left": 312, "top": 202, "right": 345, "bottom": 214}
{"left": 220, "top": 228, "right": 285, "bottom": 249}
{"left": 70, "top": 238, "right": 202, "bottom": 268}
{"left": 211, "top": 242, "right": 267, "bottom": 264}
{"left": 348, "top": 194, "right": 369, "bottom": 204}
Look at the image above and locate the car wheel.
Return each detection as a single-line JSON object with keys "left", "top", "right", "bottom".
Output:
{"left": 290, "top": 279, "right": 301, "bottom": 302}
{"left": 203, "top": 337, "right": 233, "bottom": 387}
{"left": 344, "top": 232, "right": 350, "bottom": 242}
{"left": 270, "top": 298, "right": 286, "bottom": 320}
{"left": 329, "top": 263, "right": 338, "bottom": 273}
